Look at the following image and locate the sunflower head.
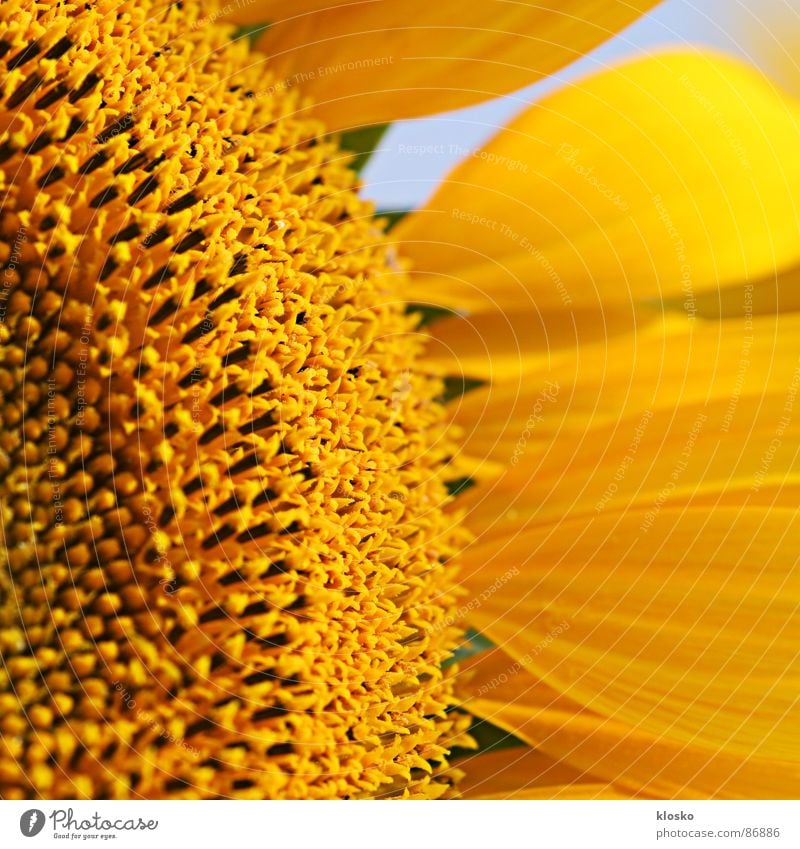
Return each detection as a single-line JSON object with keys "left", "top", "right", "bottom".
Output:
{"left": 0, "top": 0, "right": 472, "bottom": 799}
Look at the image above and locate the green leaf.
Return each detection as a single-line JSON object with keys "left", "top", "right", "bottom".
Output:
{"left": 469, "top": 717, "right": 526, "bottom": 755}
{"left": 445, "top": 628, "right": 494, "bottom": 668}
{"left": 406, "top": 303, "right": 460, "bottom": 327}
{"left": 439, "top": 375, "right": 486, "bottom": 404}
{"left": 378, "top": 209, "right": 412, "bottom": 231}
{"left": 339, "top": 124, "right": 389, "bottom": 174}
{"left": 449, "top": 715, "right": 526, "bottom": 760}
{"left": 445, "top": 476, "right": 476, "bottom": 498}
{"left": 233, "top": 22, "right": 269, "bottom": 47}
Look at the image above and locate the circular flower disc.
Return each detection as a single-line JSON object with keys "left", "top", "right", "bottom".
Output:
{"left": 0, "top": 0, "right": 470, "bottom": 799}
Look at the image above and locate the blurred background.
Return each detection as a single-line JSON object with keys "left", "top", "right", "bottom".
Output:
{"left": 362, "top": 0, "right": 800, "bottom": 211}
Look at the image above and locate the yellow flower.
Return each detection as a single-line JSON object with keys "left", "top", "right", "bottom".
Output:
{"left": 397, "top": 53, "right": 800, "bottom": 798}
{"left": 0, "top": 0, "right": 796, "bottom": 801}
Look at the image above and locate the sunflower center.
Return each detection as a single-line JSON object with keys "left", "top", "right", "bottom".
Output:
{"left": 0, "top": 0, "right": 469, "bottom": 799}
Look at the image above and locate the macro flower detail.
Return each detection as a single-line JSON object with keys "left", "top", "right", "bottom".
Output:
{"left": 0, "top": 0, "right": 473, "bottom": 799}
{"left": 3, "top": 0, "right": 799, "bottom": 806}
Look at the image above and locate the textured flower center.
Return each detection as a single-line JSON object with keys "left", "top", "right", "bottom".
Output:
{"left": 0, "top": 0, "right": 470, "bottom": 799}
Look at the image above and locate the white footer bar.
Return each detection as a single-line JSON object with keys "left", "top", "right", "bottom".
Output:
{"left": 2, "top": 800, "right": 797, "bottom": 849}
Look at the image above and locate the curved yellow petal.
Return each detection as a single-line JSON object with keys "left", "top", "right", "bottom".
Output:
{"left": 230, "top": 0, "right": 339, "bottom": 19}
{"left": 397, "top": 52, "right": 800, "bottom": 312}
{"left": 690, "top": 262, "right": 800, "bottom": 320}
{"left": 422, "top": 303, "right": 655, "bottom": 382}
{"left": 464, "top": 396, "right": 800, "bottom": 541}
{"left": 458, "top": 507, "right": 800, "bottom": 793}
{"left": 462, "top": 650, "right": 800, "bottom": 799}
{"left": 451, "top": 312, "right": 800, "bottom": 469}
{"left": 457, "top": 746, "right": 635, "bottom": 799}
{"left": 454, "top": 313, "right": 800, "bottom": 537}
{"left": 230, "top": 1, "right": 659, "bottom": 130}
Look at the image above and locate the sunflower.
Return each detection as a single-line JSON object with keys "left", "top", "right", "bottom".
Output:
{"left": 0, "top": 0, "right": 797, "bottom": 801}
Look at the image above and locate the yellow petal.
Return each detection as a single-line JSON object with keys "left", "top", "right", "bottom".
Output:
{"left": 458, "top": 507, "right": 800, "bottom": 784}
{"left": 463, "top": 650, "right": 800, "bottom": 799}
{"left": 455, "top": 313, "right": 800, "bottom": 537}
{"left": 397, "top": 52, "right": 800, "bottom": 312}
{"left": 452, "top": 312, "right": 800, "bottom": 469}
{"left": 230, "top": 0, "right": 338, "bottom": 19}
{"left": 457, "top": 746, "right": 635, "bottom": 799}
{"left": 689, "top": 262, "right": 800, "bottom": 320}
{"left": 231, "top": 1, "right": 658, "bottom": 130}
{"left": 422, "top": 303, "right": 655, "bottom": 382}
